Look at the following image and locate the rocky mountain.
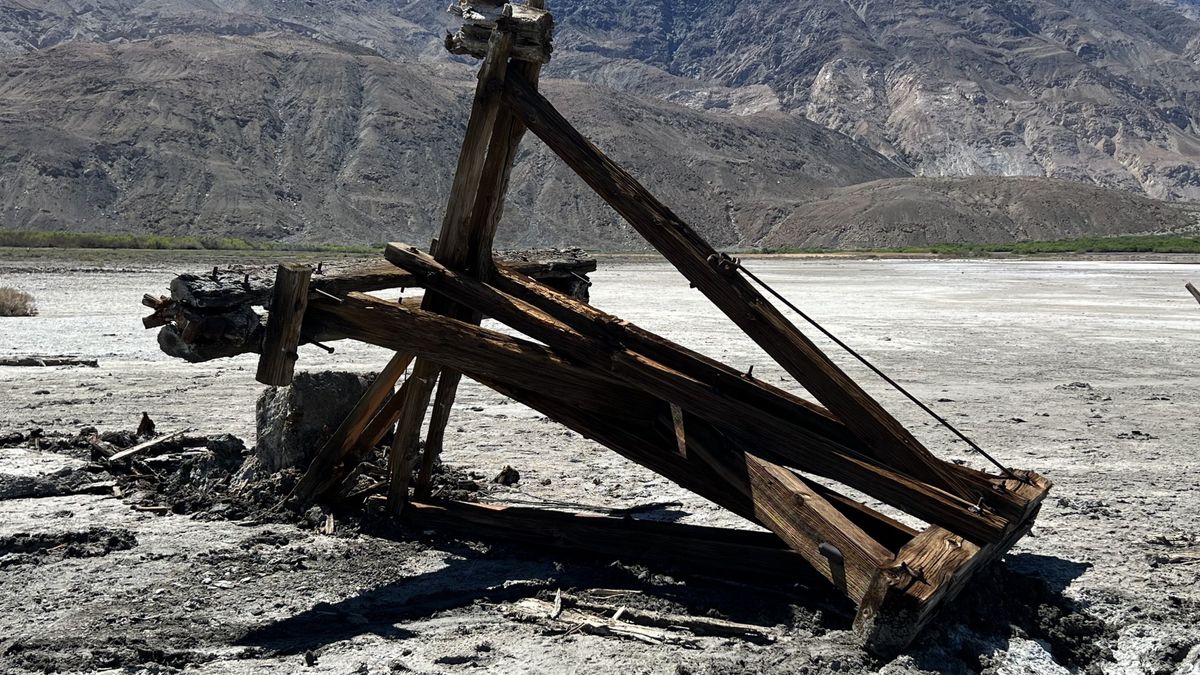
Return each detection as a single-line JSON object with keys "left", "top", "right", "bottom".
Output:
{"left": 755, "top": 177, "right": 1200, "bottom": 249}
{"left": 1, "top": 0, "right": 1199, "bottom": 249}
{"left": 0, "top": 33, "right": 906, "bottom": 249}
{"left": 547, "top": 0, "right": 1200, "bottom": 202}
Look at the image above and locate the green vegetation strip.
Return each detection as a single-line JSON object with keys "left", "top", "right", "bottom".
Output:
{"left": 761, "top": 235, "right": 1200, "bottom": 256}
{"left": 0, "top": 230, "right": 377, "bottom": 254}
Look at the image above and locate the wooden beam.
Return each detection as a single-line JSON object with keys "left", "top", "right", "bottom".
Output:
{"left": 621, "top": 350, "right": 1008, "bottom": 544}
{"left": 432, "top": 29, "right": 516, "bottom": 271}
{"left": 490, "top": 265, "right": 1040, "bottom": 526}
{"left": 382, "top": 244, "right": 1010, "bottom": 543}
{"left": 256, "top": 263, "right": 312, "bottom": 386}
{"left": 389, "top": 28, "right": 517, "bottom": 516}
{"left": 310, "top": 292, "right": 1009, "bottom": 544}
{"left": 407, "top": 500, "right": 828, "bottom": 585}
{"left": 493, "top": 264, "right": 851, "bottom": 439}
{"left": 415, "top": 369, "right": 465, "bottom": 499}
{"left": 501, "top": 72, "right": 979, "bottom": 504}
{"left": 414, "top": 19, "right": 549, "bottom": 499}
{"left": 1187, "top": 282, "right": 1200, "bottom": 306}
{"left": 387, "top": 359, "right": 442, "bottom": 511}
{"left": 106, "top": 429, "right": 191, "bottom": 462}
{"left": 681, "top": 417, "right": 891, "bottom": 603}
{"left": 855, "top": 527, "right": 981, "bottom": 657}
{"left": 853, "top": 469, "right": 1050, "bottom": 657}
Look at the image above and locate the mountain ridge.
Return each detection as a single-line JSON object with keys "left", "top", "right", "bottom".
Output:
{"left": 1, "top": 0, "right": 1199, "bottom": 249}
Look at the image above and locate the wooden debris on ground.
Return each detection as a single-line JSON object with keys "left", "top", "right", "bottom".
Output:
{"left": 504, "top": 598, "right": 701, "bottom": 647}
{"left": 0, "top": 356, "right": 98, "bottom": 368}
{"left": 107, "top": 429, "right": 193, "bottom": 463}
{"left": 552, "top": 592, "right": 776, "bottom": 643}
{"left": 139, "top": 1, "right": 1052, "bottom": 658}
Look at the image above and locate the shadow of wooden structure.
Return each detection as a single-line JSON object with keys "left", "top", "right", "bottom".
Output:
{"left": 144, "top": 1, "right": 1050, "bottom": 657}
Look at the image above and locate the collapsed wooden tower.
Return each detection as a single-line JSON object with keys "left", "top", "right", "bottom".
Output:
{"left": 144, "top": 0, "right": 1050, "bottom": 656}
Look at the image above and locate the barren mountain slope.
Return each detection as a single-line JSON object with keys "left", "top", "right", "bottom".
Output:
{"left": 0, "top": 0, "right": 450, "bottom": 61}
{"left": 7, "top": 0, "right": 1200, "bottom": 203}
{"left": 755, "top": 177, "right": 1200, "bottom": 249}
{"left": 547, "top": 0, "right": 1200, "bottom": 201}
{"left": 0, "top": 34, "right": 908, "bottom": 249}
{"left": 3, "top": 1, "right": 1200, "bottom": 248}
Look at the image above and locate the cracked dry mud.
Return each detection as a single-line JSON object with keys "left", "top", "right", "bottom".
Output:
{"left": 1, "top": 251, "right": 1199, "bottom": 674}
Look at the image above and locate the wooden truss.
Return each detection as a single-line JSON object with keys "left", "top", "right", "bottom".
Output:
{"left": 152, "top": 1, "right": 1051, "bottom": 656}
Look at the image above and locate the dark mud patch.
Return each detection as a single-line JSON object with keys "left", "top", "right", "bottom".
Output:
{"left": 0, "top": 468, "right": 113, "bottom": 500}
{"left": 913, "top": 560, "right": 1115, "bottom": 672}
{"left": 0, "top": 526, "right": 136, "bottom": 568}
{"left": 1, "top": 635, "right": 218, "bottom": 673}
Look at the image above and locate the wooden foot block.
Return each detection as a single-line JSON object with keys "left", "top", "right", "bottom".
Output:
{"left": 854, "top": 473, "right": 1051, "bottom": 657}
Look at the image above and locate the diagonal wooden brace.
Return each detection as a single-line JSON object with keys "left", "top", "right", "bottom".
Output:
{"left": 312, "top": 291, "right": 1009, "bottom": 543}
{"left": 500, "top": 71, "right": 981, "bottom": 504}
{"left": 383, "top": 243, "right": 1012, "bottom": 543}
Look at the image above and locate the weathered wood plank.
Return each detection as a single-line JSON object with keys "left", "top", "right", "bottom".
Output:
{"left": 501, "top": 71, "right": 980, "bottom": 504}
{"left": 387, "top": 359, "right": 442, "bottom": 511}
{"left": 415, "top": 369, "right": 465, "bottom": 500}
{"left": 855, "top": 527, "right": 981, "bottom": 657}
{"left": 383, "top": 243, "right": 1010, "bottom": 543}
{"left": 256, "top": 263, "right": 312, "bottom": 386}
{"left": 407, "top": 500, "right": 826, "bottom": 585}
{"left": 854, "top": 469, "right": 1051, "bottom": 657}
{"left": 682, "top": 418, "right": 891, "bottom": 603}
{"left": 414, "top": 20, "right": 549, "bottom": 499}
{"left": 311, "top": 291, "right": 1008, "bottom": 543}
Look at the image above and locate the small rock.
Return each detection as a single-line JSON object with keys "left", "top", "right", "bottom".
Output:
{"left": 303, "top": 506, "right": 325, "bottom": 529}
{"left": 493, "top": 466, "right": 520, "bottom": 486}
{"left": 136, "top": 412, "right": 156, "bottom": 439}
{"left": 304, "top": 650, "right": 318, "bottom": 667}
{"left": 206, "top": 433, "right": 246, "bottom": 458}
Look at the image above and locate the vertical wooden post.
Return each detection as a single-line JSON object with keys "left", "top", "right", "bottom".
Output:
{"left": 415, "top": 369, "right": 464, "bottom": 499}
{"left": 386, "top": 26, "right": 517, "bottom": 516}
{"left": 413, "top": 0, "right": 550, "bottom": 498}
{"left": 256, "top": 263, "right": 312, "bottom": 386}
{"left": 386, "top": 359, "right": 442, "bottom": 509}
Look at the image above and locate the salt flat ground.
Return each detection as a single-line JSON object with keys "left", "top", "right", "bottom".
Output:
{"left": 0, "top": 251, "right": 1198, "bottom": 674}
